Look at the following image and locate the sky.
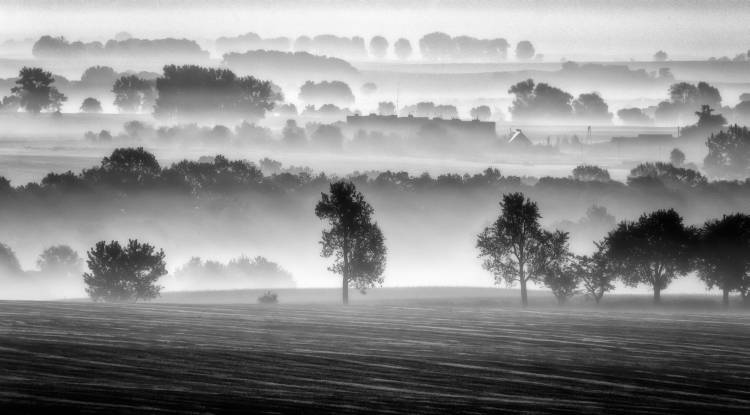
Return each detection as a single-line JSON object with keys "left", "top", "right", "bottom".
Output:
{"left": 2, "top": 0, "right": 750, "bottom": 61}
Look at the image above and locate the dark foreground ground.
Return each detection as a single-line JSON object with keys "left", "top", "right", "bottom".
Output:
{"left": 1, "top": 300, "right": 749, "bottom": 414}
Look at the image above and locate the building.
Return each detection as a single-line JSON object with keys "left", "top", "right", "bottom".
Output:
{"left": 507, "top": 129, "right": 532, "bottom": 146}
{"left": 345, "top": 114, "right": 496, "bottom": 139}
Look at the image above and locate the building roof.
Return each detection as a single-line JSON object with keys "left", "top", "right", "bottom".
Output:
{"left": 508, "top": 129, "right": 532, "bottom": 146}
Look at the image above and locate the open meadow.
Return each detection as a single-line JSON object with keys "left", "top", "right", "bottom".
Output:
{"left": 1, "top": 294, "right": 749, "bottom": 413}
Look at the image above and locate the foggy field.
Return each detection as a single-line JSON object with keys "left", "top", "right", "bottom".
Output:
{"left": 2, "top": 299, "right": 749, "bottom": 413}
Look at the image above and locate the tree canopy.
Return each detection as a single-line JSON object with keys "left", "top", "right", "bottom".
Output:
{"left": 80, "top": 97, "right": 102, "bottom": 113}
{"left": 37, "top": 245, "right": 82, "bottom": 277}
{"left": 477, "top": 192, "right": 557, "bottom": 307}
{"left": 112, "top": 75, "right": 154, "bottom": 113}
{"left": 508, "top": 79, "right": 573, "bottom": 121}
{"left": 83, "top": 239, "right": 166, "bottom": 302}
{"left": 11, "top": 67, "right": 67, "bottom": 113}
{"left": 704, "top": 124, "right": 750, "bottom": 178}
{"left": 695, "top": 214, "right": 750, "bottom": 306}
{"left": 154, "top": 65, "right": 281, "bottom": 120}
{"left": 604, "top": 209, "right": 695, "bottom": 303}
{"left": 315, "top": 181, "right": 386, "bottom": 304}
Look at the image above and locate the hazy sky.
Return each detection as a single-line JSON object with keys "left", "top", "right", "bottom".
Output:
{"left": 2, "top": 0, "right": 749, "bottom": 60}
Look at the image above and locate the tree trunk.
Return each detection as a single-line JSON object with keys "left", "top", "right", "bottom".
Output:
{"left": 653, "top": 286, "right": 661, "bottom": 304}
{"left": 722, "top": 287, "right": 729, "bottom": 309}
{"left": 342, "top": 275, "right": 349, "bottom": 305}
{"left": 519, "top": 270, "right": 528, "bottom": 308}
{"left": 342, "top": 236, "right": 349, "bottom": 305}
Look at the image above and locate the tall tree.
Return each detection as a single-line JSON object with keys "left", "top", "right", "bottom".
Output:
{"left": 536, "top": 231, "right": 579, "bottom": 305}
{"left": 508, "top": 79, "right": 573, "bottom": 121}
{"left": 695, "top": 214, "right": 750, "bottom": 307}
{"left": 80, "top": 97, "right": 102, "bottom": 113}
{"left": 37, "top": 245, "right": 82, "bottom": 278}
{"left": 604, "top": 209, "right": 695, "bottom": 303}
{"left": 515, "top": 41, "right": 535, "bottom": 60}
{"left": 477, "top": 192, "right": 553, "bottom": 307}
{"left": 394, "top": 38, "right": 412, "bottom": 60}
{"left": 154, "top": 65, "right": 280, "bottom": 120}
{"left": 83, "top": 239, "right": 166, "bottom": 302}
{"left": 112, "top": 75, "right": 154, "bottom": 113}
{"left": 11, "top": 67, "right": 67, "bottom": 113}
{"left": 315, "top": 181, "right": 386, "bottom": 304}
{"left": 0, "top": 242, "right": 23, "bottom": 277}
{"left": 369, "top": 36, "right": 388, "bottom": 59}
{"left": 572, "top": 92, "right": 612, "bottom": 122}
{"left": 573, "top": 243, "right": 616, "bottom": 304}
{"left": 704, "top": 124, "right": 750, "bottom": 178}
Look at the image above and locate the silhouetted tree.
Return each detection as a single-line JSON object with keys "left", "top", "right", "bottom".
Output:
{"left": 37, "top": 245, "right": 82, "bottom": 278}
{"left": 572, "top": 164, "right": 610, "bottom": 182}
{"left": 0, "top": 95, "right": 21, "bottom": 112}
{"left": 653, "top": 50, "right": 668, "bottom": 61}
{"left": 703, "top": 125, "right": 750, "bottom": 178}
{"left": 693, "top": 105, "right": 727, "bottom": 130}
{"left": 617, "top": 107, "right": 652, "bottom": 125}
{"left": 154, "top": 65, "right": 280, "bottom": 120}
{"left": 604, "top": 209, "right": 695, "bottom": 303}
{"left": 293, "top": 35, "right": 312, "bottom": 52}
{"left": 80, "top": 66, "right": 118, "bottom": 86}
{"left": 0, "top": 243, "right": 23, "bottom": 277}
{"left": 83, "top": 147, "right": 161, "bottom": 188}
{"left": 369, "top": 36, "right": 388, "bottom": 58}
{"left": 298, "top": 80, "right": 354, "bottom": 107}
{"left": 112, "top": 75, "right": 154, "bottom": 113}
{"left": 537, "top": 231, "right": 579, "bottom": 305}
{"left": 361, "top": 82, "right": 377, "bottom": 95}
{"left": 696, "top": 214, "right": 750, "bottom": 307}
{"left": 734, "top": 98, "right": 750, "bottom": 125}
{"left": 515, "top": 41, "right": 535, "bottom": 60}
{"left": 394, "top": 38, "right": 412, "bottom": 60}
{"left": 670, "top": 148, "right": 686, "bottom": 166}
{"left": 477, "top": 192, "right": 555, "bottom": 307}
{"left": 315, "top": 181, "right": 386, "bottom": 304}
{"left": 573, "top": 244, "right": 616, "bottom": 304}
{"left": 311, "top": 124, "right": 344, "bottom": 150}
{"left": 11, "top": 67, "right": 67, "bottom": 113}
{"left": 508, "top": 79, "right": 573, "bottom": 121}
{"left": 628, "top": 162, "right": 707, "bottom": 188}
{"left": 282, "top": 119, "right": 307, "bottom": 146}
{"left": 656, "top": 82, "right": 722, "bottom": 124}
{"left": 470, "top": 105, "right": 492, "bottom": 121}
{"left": 83, "top": 239, "right": 166, "bottom": 302}
{"left": 572, "top": 93, "right": 612, "bottom": 122}
{"left": 80, "top": 97, "right": 102, "bottom": 113}
{"left": 420, "top": 32, "right": 455, "bottom": 60}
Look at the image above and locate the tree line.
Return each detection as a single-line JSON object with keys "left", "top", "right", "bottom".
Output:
{"left": 478, "top": 192, "right": 750, "bottom": 308}
{"left": 44, "top": 180, "right": 748, "bottom": 308}
{"left": 1, "top": 65, "right": 282, "bottom": 120}
{"left": 0, "top": 148, "right": 748, "bottom": 305}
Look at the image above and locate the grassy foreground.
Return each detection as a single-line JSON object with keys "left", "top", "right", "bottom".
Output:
{"left": 1, "top": 299, "right": 749, "bottom": 414}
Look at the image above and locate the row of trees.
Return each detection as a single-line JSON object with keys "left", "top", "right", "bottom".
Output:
{"left": 507, "top": 79, "right": 611, "bottom": 123}
{"left": 21, "top": 181, "right": 384, "bottom": 304}
{"left": 1, "top": 65, "right": 282, "bottom": 119}
{"left": 0, "top": 244, "right": 82, "bottom": 279}
{"left": 0, "top": 238, "right": 293, "bottom": 302}
{"left": 1, "top": 144, "right": 748, "bottom": 204}
{"left": 477, "top": 193, "right": 750, "bottom": 307}
{"left": 215, "top": 32, "right": 534, "bottom": 61}
{"left": 7, "top": 182, "right": 749, "bottom": 308}
{"left": 32, "top": 35, "right": 208, "bottom": 59}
